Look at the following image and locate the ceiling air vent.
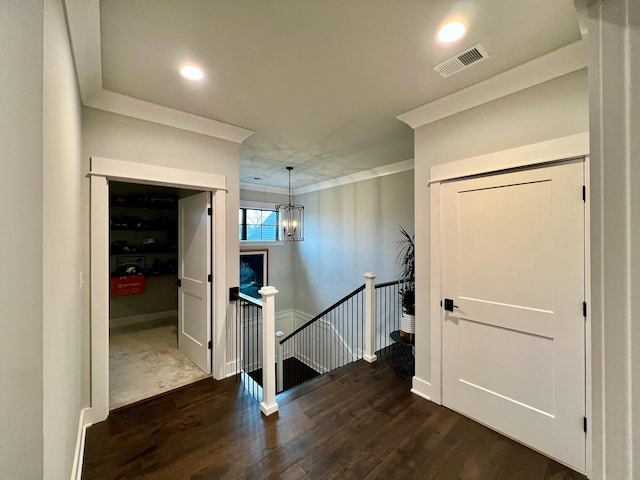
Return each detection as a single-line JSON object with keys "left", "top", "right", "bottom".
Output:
{"left": 433, "top": 43, "right": 490, "bottom": 78}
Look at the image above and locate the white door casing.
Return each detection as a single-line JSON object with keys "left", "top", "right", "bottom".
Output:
{"left": 88, "top": 157, "right": 227, "bottom": 424}
{"left": 178, "top": 192, "right": 212, "bottom": 374}
{"left": 441, "top": 160, "right": 585, "bottom": 471}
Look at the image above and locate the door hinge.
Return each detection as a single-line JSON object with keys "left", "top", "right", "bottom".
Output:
{"left": 582, "top": 185, "right": 586, "bottom": 202}
{"left": 583, "top": 416, "right": 588, "bottom": 433}
{"left": 583, "top": 301, "right": 587, "bottom": 318}
{"left": 175, "top": 278, "right": 182, "bottom": 288}
{"left": 208, "top": 340, "right": 212, "bottom": 350}
{"left": 207, "top": 207, "right": 212, "bottom": 216}
{"left": 208, "top": 273, "right": 212, "bottom": 282}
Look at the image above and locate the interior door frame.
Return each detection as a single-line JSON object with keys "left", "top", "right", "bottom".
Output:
{"left": 87, "top": 156, "right": 228, "bottom": 424}
{"left": 416, "top": 132, "right": 592, "bottom": 476}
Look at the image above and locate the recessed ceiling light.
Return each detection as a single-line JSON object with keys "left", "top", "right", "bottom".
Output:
{"left": 437, "top": 21, "right": 466, "bottom": 44}
{"left": 180, "top": 65, "right": 204, "bottom": 80}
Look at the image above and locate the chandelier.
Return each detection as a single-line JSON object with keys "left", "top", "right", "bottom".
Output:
{"left": 276, "top": 166, "right": 304, "bottom": 241}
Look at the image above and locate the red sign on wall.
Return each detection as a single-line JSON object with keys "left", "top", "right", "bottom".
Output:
{"left": 111, "top": 275, "right": 146, "bottom": 296}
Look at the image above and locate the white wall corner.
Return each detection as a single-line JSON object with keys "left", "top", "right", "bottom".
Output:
{"left": 573, "top": 0, "right": 590, "bottom": 38}
{"left": 62, "top": 0, "right": 102, "bottom": 103}
{"left": 397, "top": 39, "right": 587, "bottom": 129}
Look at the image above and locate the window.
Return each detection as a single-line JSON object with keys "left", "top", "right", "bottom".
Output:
{"left": 239, "top": 207, "right": 278, "bottom": 241}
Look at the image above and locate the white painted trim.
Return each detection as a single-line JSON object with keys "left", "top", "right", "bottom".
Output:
{"left": 259, "top": 286, "right": 279, "bottom": 416}
{"left": 428, "top": 181, "right": 443, "bottom": 404}
{"left": 429, "top": 133, "right": 589, "bottom": 184}
{"left": 89, "top": 156, "right": 227, "bottom": 191}
{"left": 238, "top": 200, "right": 285, "bottom": 247}
{"left": 260, "top": 402, "right": 279, "bottom": 416}
{"left": 241, "top": 159, "right": 414, "bottom": 195}
{"left": 213, "top": 191, "right": 228, "bottom": 380}
{"left": 583, "top": 155, "right": 593, "bottom": 479}
{"left": 90, "top": 175, "right": 110, "bottom": 423}
{"left": 85, "top": 89, "right": 254, "bottom": 144}
{"left": 239, "top": 200, "right": 279, "bottom": 209}
{"left": 109, "top": 310, "right": 177, "bottom": 331}
{"left": 428, "top": 154, "right": 591, "bottom": 470}
{"left": 240, "top": 240, "right": 285, "bottom": 248}
{"left": 89, "top": 159, "right": 229, "bottom": 422}
{"left": 397, "top": 39, "right": 587, "bottom": 129}
{"left": 70, "top": 407, "right": 91, "bottom": 480}
{"left": 240, "top": 183, "right": 289, "bottom": 195}
{"left": 294, "top": 159, "right": 414, "bottom": 195}
{"left": 411, "top": 377, "right": 433, "bottom": 402}
{"left": 64, "top": 1, "right": 255, "bottom": 143}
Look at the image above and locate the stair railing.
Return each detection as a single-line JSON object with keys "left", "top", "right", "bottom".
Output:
{"left": 234, "top": 287, "right": 279, "bottom": 416}
{"left": 276, "top": 272, "right": 402, "bottom": 393}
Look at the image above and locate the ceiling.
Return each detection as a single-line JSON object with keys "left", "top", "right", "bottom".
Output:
{"left": 76, "top": 1, "right": 584, "bottom": 190}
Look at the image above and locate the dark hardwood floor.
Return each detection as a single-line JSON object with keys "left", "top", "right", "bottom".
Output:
{"left": 83, "top": 360, "right": 587, "bottom": 480}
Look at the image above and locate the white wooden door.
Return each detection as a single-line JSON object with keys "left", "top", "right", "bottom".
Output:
{"left": 178, "top": 192, "right": 212, "bottom": 374}
{"left": 441, "top": 160, "right": 585, "bottom": 471}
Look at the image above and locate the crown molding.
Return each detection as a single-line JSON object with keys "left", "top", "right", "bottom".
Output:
{"left": 397, "top": 39, "right": 587, "bottom": 130}
{"left": 295, "top": 159, "right": 414, "bottom": 195}
{"left": 85, "top": 89, "right": 254, "bottom": 144}
{"left": 240, "top": 183, "right": 290, "bottom": 195}
{"left": 241, "top": 159, "right": 413, "bottom": 195}
{"left": 63, "top": 0, "right": 254, "bottom": 144}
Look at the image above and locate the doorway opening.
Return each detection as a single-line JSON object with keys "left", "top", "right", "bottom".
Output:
{"left": 89, "top": 156, "right": 229, "bottom": 425}
{"left": 108, "top": 181, "right": 208, "bottom": 409}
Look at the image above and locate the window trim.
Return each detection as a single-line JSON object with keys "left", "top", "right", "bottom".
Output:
{"left": 239, "top": 200, "right": 284, "bottom": 246}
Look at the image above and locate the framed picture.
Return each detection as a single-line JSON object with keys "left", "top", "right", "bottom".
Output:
{"left": 239, "top": 249, "right": 268, "bottom": 299}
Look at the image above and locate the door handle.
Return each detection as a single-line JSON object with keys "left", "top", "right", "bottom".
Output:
{"left": 443, "top": 298, "right": 458, "bottom": 312}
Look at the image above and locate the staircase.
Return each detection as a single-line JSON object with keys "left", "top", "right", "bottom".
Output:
{"left": 234, "top": 273, "right": 403, "bottom": 414}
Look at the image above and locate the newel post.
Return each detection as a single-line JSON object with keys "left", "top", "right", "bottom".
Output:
{"left": 363, "top": 272, "right": 377, "bottom": 363}
{"left": 259, "top": 286, "right": 279, "bottom": 416}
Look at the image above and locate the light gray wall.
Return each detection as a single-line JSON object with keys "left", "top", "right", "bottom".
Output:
{"left": 588, "top": 1, "right": 640, "bottom": 477}
{"left": 239, "top": 189, "right": 294, "bottom": 312}
{"left": 0, "top": 1, "right": 44, "bottom": 478}
{"left": 82, "top": 107, "right": 241, "bottom": 404}
{"left": 42, "top": 1, "right": 83, "bottom": 479}
{"left": 412, "top": 69, "right": 588, "bottom": 390}
{"left": 293, "top": 170, "right": 414, "bottom": 316}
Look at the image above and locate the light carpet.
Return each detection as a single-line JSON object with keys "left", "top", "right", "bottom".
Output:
{"left": 109, "top": 324, "right": 209, "bottom": 410}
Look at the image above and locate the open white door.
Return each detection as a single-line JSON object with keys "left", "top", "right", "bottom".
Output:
{"left": 441, "top": 160, "right": 585, "bottom": 471}
{"left": 178, "top": 192, "right": 212, "bottom": 374}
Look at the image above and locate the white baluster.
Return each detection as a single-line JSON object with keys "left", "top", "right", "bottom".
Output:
{"left": 276, "top": 330, "right": 284, "bottom": 393}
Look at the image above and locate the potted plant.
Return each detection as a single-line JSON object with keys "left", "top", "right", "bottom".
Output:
{"left": 396, "top": 226, "right": 415, "bottom": 337}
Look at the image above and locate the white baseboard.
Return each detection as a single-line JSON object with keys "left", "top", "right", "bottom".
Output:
{"left": 225, "top": 359, "right": 239, "bottom": 378}
{"left": 70, "top": 407, "right": 91, "bottom": 480}
{"left": 411, "top": 376, "right": 435, "bottom": 403}
{"left": 109, "top": 310, "right": 177, "bottom": 331}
